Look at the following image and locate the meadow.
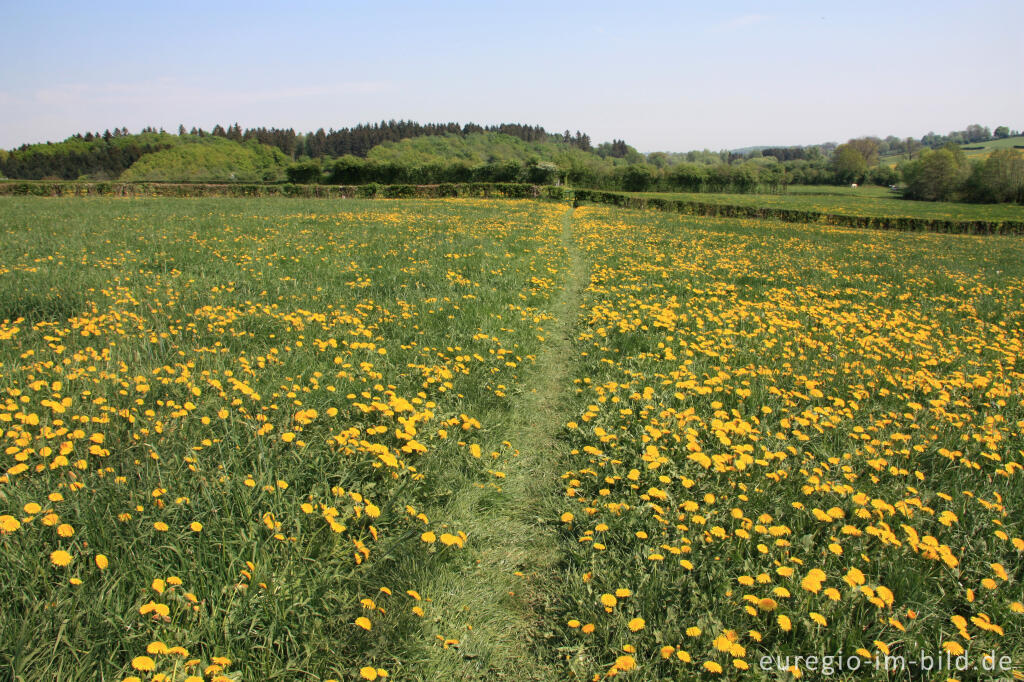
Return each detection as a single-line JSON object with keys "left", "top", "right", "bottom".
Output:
{"left": 0, "top": 196, "right": 1022, "bottom": 681}
{"left": 554, "top": 206, "right": 1024, "bottom": 679}
{"left": 0, "top": 197, "right": 571, "bottom": 681}
{"left": 622, "top": 187, "right": 1024, "bottom": 223}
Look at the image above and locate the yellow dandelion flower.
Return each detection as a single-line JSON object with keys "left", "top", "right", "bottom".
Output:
{"left": 131, "top": 656, "right": 156, "bottom": 672}
{"left": 777, "top": 615, "right": 792, "bottom": 632}
{"left": 627, "top": 617, "right": 645, "bottom": 632}
{"left": 0, "top": 515, "right": 22, "bottom": 534}
{"left": 359, "top": 667, "right": 378, "bottom": 680}
{"left": 355, "top": 616, "right": 372, "bottom": 631}
{"left": 439, "top": 532, "right": 462, "bottom": 547}
{"left": 50, "top": 550, "right": 73, "bottom": 567}
{"left": 147, "top": 641, "right": 169, "bottom": 655}
{"left": 600, "top": 593, "right": 617, "bottom": 608}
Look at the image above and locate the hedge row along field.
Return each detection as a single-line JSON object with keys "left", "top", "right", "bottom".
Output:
{"left": 2, "top": 181, "right": 1022, "bottom": 234}
{"left": 571, "top": 190, "right": 1024, "bottom": 235}
{"left": 0, "top": 197, "right": 1022, "bottom": 681}
{"left": 0, "top": 197, "right": 570, "bottom": 681}
{"left": 0, "top": 181, "right": 563, "bottom": 201}
{"left": 554, "top": 206, "right": 1024, "bottom": 680}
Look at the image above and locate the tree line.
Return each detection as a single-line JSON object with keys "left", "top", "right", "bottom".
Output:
{"left": 0, "top": 121, "right": 596, "bottom": 180}
{"left": 3, "top": 120, "right": 1020, "bottom": 203}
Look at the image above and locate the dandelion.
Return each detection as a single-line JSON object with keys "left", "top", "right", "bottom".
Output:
{"left": 95, "top": 554, "right": 108, "bottom": 570}
{"left": 50, "top": 550, "right": 72, "bottom": 567}
{"left": 131, "top": 656, "right": 156, "bottom": 672}
{"left": 943, "top": 641, "right": 965, "bottom": 655}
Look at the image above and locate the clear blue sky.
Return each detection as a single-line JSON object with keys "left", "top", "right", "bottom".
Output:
{"left": 1, "top": 0, "right": 1021, "bottom": 152}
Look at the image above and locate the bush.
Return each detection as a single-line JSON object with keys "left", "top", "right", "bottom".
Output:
{"left": 963, "top": 149, "right": 1024, "bottom": 203}
{"left": 285, "top": 160, "right": 323, "bottom": 184}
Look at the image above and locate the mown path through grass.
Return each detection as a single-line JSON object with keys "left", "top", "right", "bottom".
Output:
{"left": 413, "top": 206, "right": 586, "bottom": 680}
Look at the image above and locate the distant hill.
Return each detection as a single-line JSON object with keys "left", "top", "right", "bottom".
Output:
{"left": 959, "top": 135, "right": 1024, "bottom": 161}
{"left": 120, "top": 137, "right": 288, "bottom": 182}
{"left": 365, "top": 132, "right": 623, "bottom": 167}
{"left": 0, "top": 132, "right": 178, "bottom": 180}
{"left": 729, "top": 145, "right": 773, "bottom": 155}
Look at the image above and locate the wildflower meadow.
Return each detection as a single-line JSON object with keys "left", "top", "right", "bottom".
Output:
{"left": 0, "top": 196, "right": 1021, "bottom": 681}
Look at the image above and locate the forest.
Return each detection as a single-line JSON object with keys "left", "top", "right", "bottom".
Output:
{"left": 1, "top": 120, "right": 1021, "bottom": 203}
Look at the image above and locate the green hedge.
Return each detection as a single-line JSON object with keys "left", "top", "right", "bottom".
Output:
{"left": 2, "top": 181, "right": 1019, "bottom": 234}
{"left": 0, "top": 181, "right": 547, "bottom": 200}
{"left": 571, "top": 189, "right": 1024, "bottom": 235}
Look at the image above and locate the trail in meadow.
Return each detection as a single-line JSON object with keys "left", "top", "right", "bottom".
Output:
{"left": 417, "top": 205, "right": 586, "bottom": 680}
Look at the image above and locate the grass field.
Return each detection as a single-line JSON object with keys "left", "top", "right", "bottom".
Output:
{"left": 0, "top": 197, "right": 1022, "bottom": 681}
{"left": 961, "top": 136, "right": 1024, "bottom": 162}
{"left": 625, "top": 187, "right": 1024, "bottom": 223}
{"left": 878, "top": 136, "right": 1024, "bottom": 167}
{"left": 554, "top": 206, "right": 1024, "bottom": 680}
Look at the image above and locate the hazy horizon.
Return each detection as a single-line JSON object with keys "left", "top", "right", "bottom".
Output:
{"left": 2, "top": 0, "right": 1021, "bottom": 153}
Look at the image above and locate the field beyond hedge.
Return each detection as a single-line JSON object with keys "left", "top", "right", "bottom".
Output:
{"left": 623, "top": 186, "right": 1024, "bottom": 223}
{"left": 0, "top": 197, "right": 1021, "bottom": 681}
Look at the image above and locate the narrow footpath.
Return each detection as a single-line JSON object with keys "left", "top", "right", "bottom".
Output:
{"left": 418, "top": 205, "right": 587, "bottom": 680}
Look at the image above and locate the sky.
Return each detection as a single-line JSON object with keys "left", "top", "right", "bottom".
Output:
{"left": 1, "top": 0, "right": 1021, "bottom": 153}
